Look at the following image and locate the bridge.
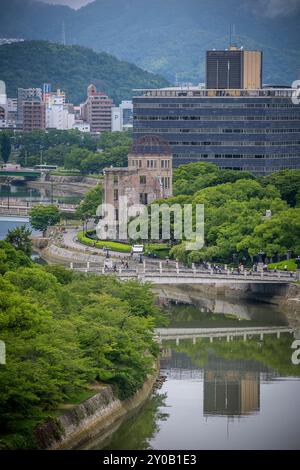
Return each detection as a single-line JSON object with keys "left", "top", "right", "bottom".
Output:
{"left": 0, "top": 202, "right": 77, "bottom": 216}
{"left": 0, "top": 169, "right": 41, "bottom": 179}
{"left": 155, "top": 326, "right": 294, "bottom": 344}
{"left": 68, "top": 260, "right": 295, "bottom": 285}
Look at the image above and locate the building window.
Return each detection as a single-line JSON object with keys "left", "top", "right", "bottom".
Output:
{"left": 139, "top": 193, "right": 148, "bottom": 204}
{"left": 115, "top": 208, "right": 119, "bottom": 221}
{"left": 140, "top": 175, "right": 146, "bottom": 184}
{"left": 147, "top": 159, "right": 157, "bottom": 169}
{"left": 113, "top": 175, "right": 118, "bottom": 184}
{"left": 161, "top": 177, "right": 170, "bottom": 189}
{"left": 113, "top": 189, "right": 118, "bottom": 200}
{"left": 161, "top": 159, "right": 170, "bottom": 169}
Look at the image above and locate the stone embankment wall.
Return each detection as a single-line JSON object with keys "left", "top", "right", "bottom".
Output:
{"left": 35, "top": 368, "right": 158, "bottom": 450}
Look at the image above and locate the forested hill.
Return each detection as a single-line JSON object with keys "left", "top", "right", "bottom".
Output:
{"left": 0, "top": 41, "right": 169, "bottom": 104}
{"left": 0, "top": 0, "right": 299, "bottom": 85}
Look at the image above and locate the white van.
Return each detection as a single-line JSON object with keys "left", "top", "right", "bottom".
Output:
{"left": 131, "top": 244, "right": 144, "bottom": 254}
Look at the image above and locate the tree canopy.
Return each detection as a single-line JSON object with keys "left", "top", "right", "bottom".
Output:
{"left": 0, "top": 241, "right": 160, "bottom": 449}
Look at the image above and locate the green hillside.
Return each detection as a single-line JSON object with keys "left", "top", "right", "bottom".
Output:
{"left": 0, "top": 41, "right": 170, "bottom": 104}
{"left": 0, "top": 0, "right": 299, "bottom": 84}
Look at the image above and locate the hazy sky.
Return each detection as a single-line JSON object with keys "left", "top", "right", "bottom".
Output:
{"left": 39, "top": 0, "right": 93, "bottom": 9}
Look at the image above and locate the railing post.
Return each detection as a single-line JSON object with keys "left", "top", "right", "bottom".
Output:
{"left": 87, "top": 261, "right": 90, "bottom": 271}
{"left": 192, "top": 263, "right": 196, "bottom": 275}
{"left": 176, "top": 262, "right": 179, "bottom": 275}
{"left": 70, "top": 262, "right": 73, "bottom": 270}
{"left": 143, "top": 259, "right": 146, "bottom": 274}
{"left": 159, "top": 261, "right": 163, "bottom": 274}
{"left": 119, "top": 266, "right": 122, "bottom": 275}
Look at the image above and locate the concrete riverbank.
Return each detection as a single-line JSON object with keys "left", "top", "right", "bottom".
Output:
{"left": 35, "top": 366, "right": 159, "bottom": 450}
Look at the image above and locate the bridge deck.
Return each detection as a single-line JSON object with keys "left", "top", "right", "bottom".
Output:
{"left": 156, "top": 326, "right": 294, "bottom": 341}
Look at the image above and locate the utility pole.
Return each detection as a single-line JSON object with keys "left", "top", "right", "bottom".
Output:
{"left": 61, "top": 21, "right": 66, "bottom": 46}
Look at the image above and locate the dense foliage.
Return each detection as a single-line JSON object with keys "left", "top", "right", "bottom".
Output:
{"left": 10, "top": 130, "right": 132, "bottom": 175}
{"left": 151, "top": 163, "right": 300, "bottom": 264}
{"left": 76, "top": 184, "right": 102, "bottom": 220}
{"left": 0, "top": 132, "right": 11, "bottom": 164}
{"left": 5, "top": 225, "right": 32, "bottom": 257}
{"left": 0, "top": 40, "right": 169, "bottom": 105}
{"left": 0, "top": 241, "right": 160, "bottom": 449}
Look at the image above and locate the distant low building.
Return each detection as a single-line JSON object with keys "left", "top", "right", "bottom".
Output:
{"left": 72, "top": 120, "right": 90, "bottom": 133}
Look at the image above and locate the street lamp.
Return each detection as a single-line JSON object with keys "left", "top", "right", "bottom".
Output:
{"left": 295, "top": 256, "right": 300, "bottom": 281}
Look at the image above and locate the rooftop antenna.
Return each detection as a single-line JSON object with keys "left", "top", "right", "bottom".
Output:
{"left": 61, "top": 21, "right": 66, "bottom": 46}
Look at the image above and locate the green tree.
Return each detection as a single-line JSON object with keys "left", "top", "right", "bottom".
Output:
{"left": 29, "top": 205, "right": 60, "bottom": 236}
{"left": 76, "top": 184, "right": 102, "bottom": 219}
{"left": 5, "top": 225, "right": 32, "bottom": 257}
{"left": 0, "top": 132, "right": 11, "bottom": 164}
{"left": 264, "top": 169, "right": 300, "bottom": 207}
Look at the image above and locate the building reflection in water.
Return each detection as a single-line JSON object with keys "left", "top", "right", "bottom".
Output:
{"left": 161, "top": 349, "right": 274, "bottom": 418}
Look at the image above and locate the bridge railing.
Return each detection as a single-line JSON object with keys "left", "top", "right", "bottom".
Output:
{"left": 67, "top": 260, "right": 294, "bottom": 281}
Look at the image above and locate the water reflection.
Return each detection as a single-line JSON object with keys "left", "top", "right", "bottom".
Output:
{"left": 82, "top": 335, "right": 300, "bottom": 450}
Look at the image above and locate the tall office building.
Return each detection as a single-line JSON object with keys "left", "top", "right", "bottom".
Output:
{"left": 17, "top": 87, "right": 42, "bottom": 124}
{"left": 133, "top": 86, "right": 300, "bottom": 174}
{"left": 22, "top": 98, "right": 45, "bottom": 131}
{"left": 81, "top": 84, "right": 113, "bottom": 134}
{"left": 206, "top": 46, "right": 262, "bottom": 89}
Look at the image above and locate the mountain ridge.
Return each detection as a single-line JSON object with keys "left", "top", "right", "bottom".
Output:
{"left": 0, "top": 0, "right": 299, "bottom": 84}
{"left": 0, "top": 40, "right": 170, "bottom": 104}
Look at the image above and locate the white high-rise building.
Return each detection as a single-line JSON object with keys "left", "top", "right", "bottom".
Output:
{"left": 0, "top": 80, "right": 8, "bottom": 128}
{"left": 45, "top": 90, "right": 75, "bottom": 130}
{"left": 111, "top": 100, "right": 133, "bottom": 132}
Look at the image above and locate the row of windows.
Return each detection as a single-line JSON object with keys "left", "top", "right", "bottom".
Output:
{"left": 134, "top": 103, "right": 296, "bottom": 109}
{"left": 140, "top": 90, "right": 294, "bottom": 98}
{"left": 173, "top": 153, "right": 300, "bottom": 159}
{"left": 168, "top": 140, "right": 300, "bottom": 146}
{"left": 131, "top": 159, "right": 171, "bottom": 169}
{"left": 135, "top": 128, "right": 300, "bottom": 134}
{"left": 134, "top": 115, "right": 300, "bottom": 121}
{"left": 219, "top": 165, "right": 299, "bottom": 172}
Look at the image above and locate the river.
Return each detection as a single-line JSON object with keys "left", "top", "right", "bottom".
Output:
{"left": 80, "top": 293, "right": 300, "bottom": 450}
{"left": 0, "top": 180, "right": 84, "bottom": 239}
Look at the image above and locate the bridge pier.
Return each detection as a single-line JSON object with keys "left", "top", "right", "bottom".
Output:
{"left": 243, "top": 333, "right": 247, "bottom": 341}
{"left": 192, "top": 337, "right": 196, "bottom": 345}
{"left": 176, "top": 337, "right": 179, "bottom": 346}
{"left": 210, "top": 336, "right": 213, "bottom": 343}
{"left": 260, "top": 333, "right": 264, "bottom": 341}
{"left": 227, "top": 335, "right": 230, "bottom": 342}
{"left": 70, "top": 262, "right": 73, "bottom": 270}
{"left": 277, "top": 331, "right": 281, "bottom": 339}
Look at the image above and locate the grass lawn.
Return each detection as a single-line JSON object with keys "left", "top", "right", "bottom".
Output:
{"left": 268, "top": 259, "right": 296, "bottom": 271}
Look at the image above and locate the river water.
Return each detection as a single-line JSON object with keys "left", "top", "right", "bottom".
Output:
{"left": 0, "top": 180, "right": 83, "bottom": 239}
{"left": 81, "top": 294, "right": 300, "bottom": 450}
